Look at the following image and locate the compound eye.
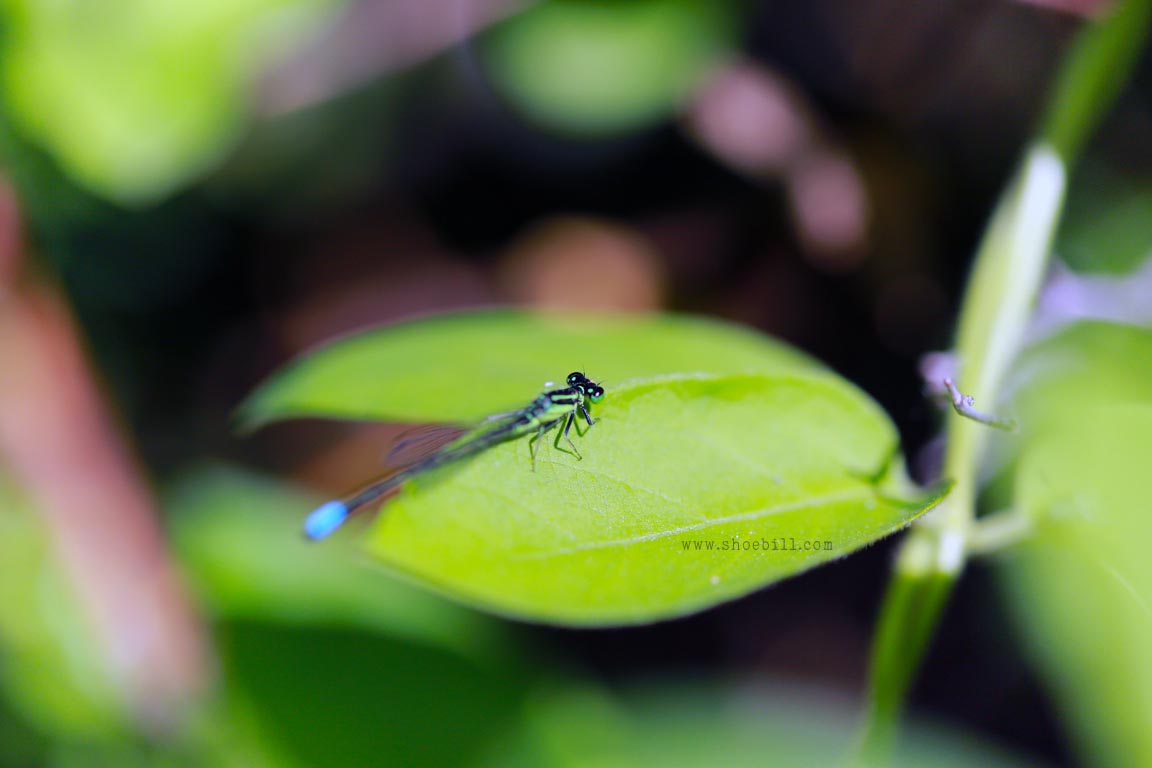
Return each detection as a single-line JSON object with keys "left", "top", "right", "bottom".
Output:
{"left": 567, "top": 372, "right": 582, "bottom": 386}
{"left": 589, "top": 386, "right": 604, "bottom": 403}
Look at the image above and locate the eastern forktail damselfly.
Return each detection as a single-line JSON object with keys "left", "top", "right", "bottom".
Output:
{"left": 304, "top": 372, "right": 605, "bottom": 540}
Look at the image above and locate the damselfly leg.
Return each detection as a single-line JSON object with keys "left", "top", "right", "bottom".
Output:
{"left": 580, "top": 404, "right": 594, "bottom": 428}
{"left": 529, "top": 402, "right": 589, "bottom": 470}
{"left": 556, "top": 410, "right": 582, "bottom": 459}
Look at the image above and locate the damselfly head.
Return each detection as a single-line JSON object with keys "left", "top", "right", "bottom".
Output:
{"left": 566, "top": 371, "right": 604, "bottom": 403}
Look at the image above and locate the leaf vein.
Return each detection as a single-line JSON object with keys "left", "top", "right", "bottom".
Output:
{"left": 515, "top": 487, "right": 871, "bottom": 560}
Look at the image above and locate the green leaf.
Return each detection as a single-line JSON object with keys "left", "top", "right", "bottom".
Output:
{"left": 991, "top": 321, "right": 1152, "bottom": 766}
{"left": 1038, "top": 0, "right": 1152, "bottom": 162}
{"left": 482, "top": 682, "right": 1036, "bottom": 768}
{"left": 1059, "top": 176, "right": 1152, "bottom": 275}
{"left": 167, "top": 468, "right": 530, "bottom": 768}
{"left": 1001, "top": 321, "right": 1152, "bottom": 434}
{"left": 364, "top": 373, "right": 944, "bottom": 625}
{"left": 0, "top": 0, "right": 336, "bottom": 204}
{"left": 216, "top": 621, "right": 525, "bottom": 768}
{"left": 239, "top": 310, "right": 822, "bottom": 428}
{"left": 484, "top": 0, "right": 734, "bottom": 137}
{"left": 1001, "top": 406, "right": 1152, "bottom": 768}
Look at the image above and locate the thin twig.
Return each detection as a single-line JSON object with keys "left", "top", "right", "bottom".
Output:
{"left": 941, "top": 378, "right": 1018, "bottom": 432}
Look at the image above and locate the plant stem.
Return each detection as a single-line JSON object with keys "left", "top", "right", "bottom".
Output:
{"left": 967, "top": 509, "right": 1032, "bottom": 556}
{"left": 858, "top": 0, "right": 1152, "bottom": 759}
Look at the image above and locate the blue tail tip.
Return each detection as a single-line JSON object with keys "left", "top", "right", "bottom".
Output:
{"left": 304, "top": 500, "right": 349, "bottom": 541}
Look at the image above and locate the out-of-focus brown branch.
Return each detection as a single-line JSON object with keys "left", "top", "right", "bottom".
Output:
{"left": 0, "top": 180, "right": 210, "bottom": 731}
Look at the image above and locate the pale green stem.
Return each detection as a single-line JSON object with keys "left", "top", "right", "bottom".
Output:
{"left": 967, "top": 509, "right": 1032, "bottom": 556}
{"left": 938, "top": 144, "right": 1066, "bottom": 544}
{"left": 858, "top": 0, "right": 1152, "bottom": 760}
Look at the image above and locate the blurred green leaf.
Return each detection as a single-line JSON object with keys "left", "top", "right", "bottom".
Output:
{"left": 168, "top": 466, "right": 504, "bottom": 660}
{"left": 239, "top": 310, "right": 822, "bottom": 428}
{"left": 365, "top": 373, "right": 943, "bottom": 625}
{"left": 1038, "top": 0, "right": 1152, "bottom": 163}
{"left": 169, "top": 467, "right": 530, "bottom": 768}
{"left": 216, "top": 621, "right": 524, "bottom": 768}
{"left": 480, "top": 683, "right": 1034, "bottom": 768}
{"left": 484, "top": 0, "right": 734, "bottom": 136}
{"left": 1059, "top": 178, "right": 1152, "bottom": 275}
{"left": 987, "top": 320, "right": 1152, "bottom": 767}
{"left": 1001, "top": 321, "right": 1152, "bottom": 433}
{"left": 0, "top": 0, "right": 336, "bottom": 203}
{"left": 1001, "top": 406, "right": 1152, "bottom": 768}
{"left": 0, "top": 691, "right": 47, "bottom": 768}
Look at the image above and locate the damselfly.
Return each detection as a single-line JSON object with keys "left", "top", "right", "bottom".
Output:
{"left": 304, "top": 371, "right": 606, "bottom": 540}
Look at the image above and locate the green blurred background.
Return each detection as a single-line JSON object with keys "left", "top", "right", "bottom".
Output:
{"left": 1, "top": 0, "right": 1150, "bottom": 765}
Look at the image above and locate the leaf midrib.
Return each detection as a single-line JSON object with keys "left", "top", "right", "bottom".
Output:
{"left": 514, "top": 487, "right": 873, "bottom": 560}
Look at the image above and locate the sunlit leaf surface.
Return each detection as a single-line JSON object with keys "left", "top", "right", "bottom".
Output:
{"left": 364, "top": 374, "right": 942, "bottom": 624}
{"left": 239, "top": 311, "right": 821, "bottom": 428}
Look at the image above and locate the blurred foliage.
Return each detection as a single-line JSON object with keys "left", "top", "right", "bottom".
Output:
{"left": 0, "top": 467, "right": 1015, "bottom": 768}
{"left": 1037, "top": 0, "right": 1152, "bottom": 162}
{"left": 168, "top": 467, "right": 503, "bottom": 659}
{"left": 482, "top": 684, "right": 1034, "bottom": 768}
{"left": 863, "top": 144, "right": 1068, "bottom": 759}
{"left": 0, "top": 0, "right": 340, "bottom": 204}
{"left": 484, "top": 0, "right": 735, "bottom": 136}
{"left": 1002, "top": 406, "right": 1152, "bottom": 768}
{"left": 1002, "top": 321, "right": 1152, "bottom": 434}
{"left": 863, "top": 0, "right": 1152, "bottom": 754}
{"left": 215, "top": 620, "right": 524, "bottom": 768}
{"left": 0, "top": 468, "right": 530, "bottom": 767}
{"left": 1058, "top": 172, "right": 1152, "bottom": 274}
{"left": 993, "top": 326, "right": 1152, "bottom": 768}
{"left": 967, "top": 194, "right": 1152, "bottom": 768}
{"left": 172, "top": 468, "right": 532, "bottom": 768}
{"left": 0, "top": 696, "right": 44, "bottom": 768}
